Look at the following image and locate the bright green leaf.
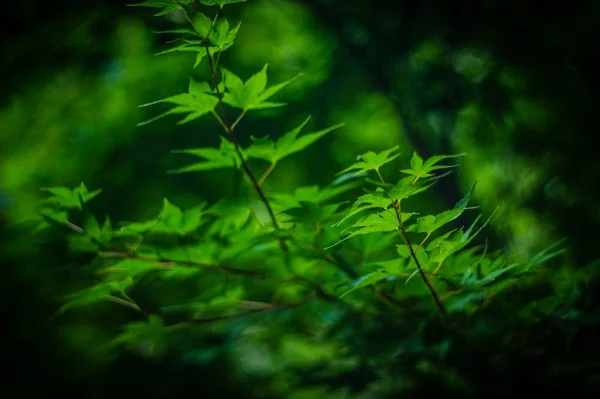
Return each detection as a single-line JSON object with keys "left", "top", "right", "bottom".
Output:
{"left": 137, "top": 78, "right": 218, "bottom": 126}
{"left": 400, "top": 153, "right": 465, "bottom": 182}
{"left": 169, "top": 137, "right": 240, "bottom": 174}
{"left": 245, "top": 116, "right": 344, "bottom": 163}
{"left": 338, "top": 146, "right": 400, "bottom": 177}
{"left": 325, "top": 210, "right": 415, "bottom": 250}
{"left": 333, "top": 188, "right": 391, "bottom": 227}
{"left": 119, "top": 199, "right": 207, "bottom": 236}
{"left": 221, "top": 65, "right": 302, "bottom": 110}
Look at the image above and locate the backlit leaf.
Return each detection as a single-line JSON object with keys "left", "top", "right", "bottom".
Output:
{"left": 338, "top": 146, "right": 400, "bottom": 176}
{"left": 245, "top": 116, "right": 344, "bottom": 163}
{"left": 138, "top": 79, "right": 218, "bottom": 126}
{"left": 169, "top": 137, "right": 240, "bottom": 173}
{"left": 221, "top": 65, "right": 302, "bottom": 110}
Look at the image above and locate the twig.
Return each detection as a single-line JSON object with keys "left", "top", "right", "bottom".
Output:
{"left": 108, "top": 292, "right": 302, "bottom": 326}
{"left": 203, "top": 44, "right": 288, "bottom": 254}
{"left": 97, "top": 251, "right": 265, "bottom": 277}
{"left": 178, "top": 4, "right": 288, "bottom": 255}
{"left": 392, "top": 200, "right": 447, "bottom": 316}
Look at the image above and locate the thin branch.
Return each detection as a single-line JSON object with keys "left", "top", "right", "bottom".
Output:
{"left": 97, "top": 251, "right": 265, "bottom": 277}
{"left": 177, "top": 4, "right": 288, "bottom": 255}
{"left": 392, "top": 200, "right": 447, "bottom": 316}
{"left": 203, "top": 44, "right": 288, "bottom": 254}
{"left": 109, "top": 292, "right": 302, "bottom": 326}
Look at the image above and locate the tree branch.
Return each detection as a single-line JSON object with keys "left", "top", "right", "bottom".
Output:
{"left": 392, "top": 200, "right": 447, "bottom": 316}
{"left": 203, "top": 41, "right": 288, "bottom": 254}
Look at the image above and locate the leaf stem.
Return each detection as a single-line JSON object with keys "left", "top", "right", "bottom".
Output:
{"left": 415, "top": 233, "right": 430, "bottom": 253}
{"left": 231, "top": 109, "right": 246, "bottom": 131}
{"left": 107, "top": 295, "right": 141, "bottom": 312}
{"left": 376, "top": 168, "right": 386, "bottom": 184}
{"left": 210, "top": 110, "right": 228, "bottom": 131}
{"left": 258, "top": 162, "right": 276, "bottom": 186}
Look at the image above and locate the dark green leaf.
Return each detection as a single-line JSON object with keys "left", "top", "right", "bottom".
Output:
{"left": 58, "top": 277, "right": 133, "bottom": 314}
{"left": 339, "top": 269, "right": 389, "bottom": 298}
{"left": 200, "top": 0, "right": 246, "bottom": 6}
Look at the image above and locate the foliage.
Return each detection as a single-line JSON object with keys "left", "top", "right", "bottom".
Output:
{"left": 33, "top": 1, "right": 599, "bottom": 397}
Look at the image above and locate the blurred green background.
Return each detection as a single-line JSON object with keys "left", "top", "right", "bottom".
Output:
{"left": 2, "top": 0, "right": 599, "bottom": 396}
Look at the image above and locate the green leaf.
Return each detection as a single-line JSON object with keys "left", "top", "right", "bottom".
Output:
{"left": 209, "top": 18, "right": 240, "bottom": 49}
{"left": 111, "top": 315, "right": 165, "bottom": 355}
{"left": 190, "top": 10, "right": 212, "bottom": 37}
{"left": 406, "top": 184, "right": 475, "bottom": 234}
{"left": 410, "top": 152, "right": 423, "bottom": 170}
{"left": 479, "top": 264, "right": 518, "bottom": 286}
{"left": 388, "top": 176, "right": 433, "bottom": 202}
{"left": 160, "top": 266, "right": 202, "bottom": 280}
{"left": 245, "top": 116, "right": 344, "bottom": 163}
{"left": 154, "top": 28, "right": 200, "bottom": 36}
{"left": 38, "top": 208, "right": 70, "bottom": 226}
{"left": 127, "top": 1, "right": 180, "bottom": 16}
{"left": 284, "top": 201, "right": 342, "bottom": 224}
{"left": 192, "top": 46, "right": 224, "bottom": 68}
{"left": 446, "top": 291, "right": 486, "bottom": 313}
{"left": 200, "top": 0, "right": 246, "bottom": 6}
{"left": 271, "top": 182, "right": 361, "bottom": 214}
{"left": 325, "top": 210, "right": 415, "bottom": 250}
{"left": 101, "top": 258, "right": 160, "bottom": 280}
{"left": 427, "top": 208, "right": 498, "bottom": 267}
{"left": 138, "top": 79, "right": 218, "bottom": 126}
{"left": 84, "top": 213, "right": 112, "bottom": 244}
{"left": 333, "top": 188, "right": 391, "bottom": 227}
{"left": 221, "top": 65, "right": 302, "bottom": 110}
{"left": 524, "top": 239, "right": 567, "bottom": 270}
{"left": 169, "top": 137, "right": 240, "bottom": 174}
{"left": 119, "top": 199, "right": 207, "bottom": 236}
{"left": 400, "top": 153, "right": 465, "bottom": 182}
{"left": 338, "top": 146, "right": 400, "bottom": 176}
{"left": 58, "top": 277, "right": 133, "bottom": 314}
{"left": 128, "top": 0, "right": 174, "bottom": 7}
{"left": 339, "top": 269, "right": 389, "bottom": 298}
{"left": 41, "top": 183, "right": 102, "bottom": 210}
{"left": 454, "top": 181, "right": 477, "bottom": 210}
